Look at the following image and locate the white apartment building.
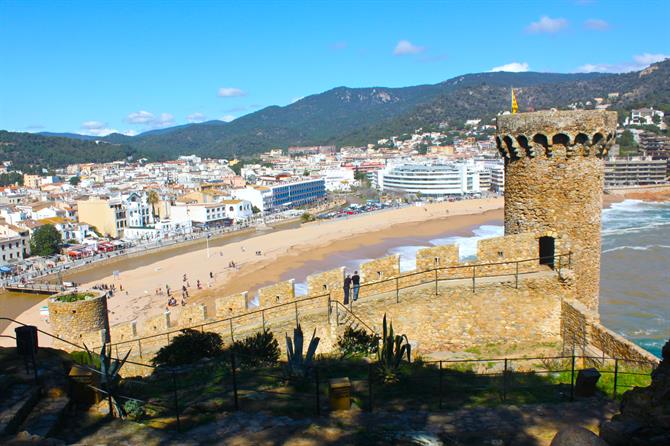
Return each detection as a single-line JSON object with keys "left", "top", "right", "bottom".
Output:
{"left": 377, "top": 162, "right": 481, "bottom": 196}
{"left": 0, "top": 224, "right": 30, "bottom": 263}
{"left": 170, "top": 199, "right": 253, "bottom": 227}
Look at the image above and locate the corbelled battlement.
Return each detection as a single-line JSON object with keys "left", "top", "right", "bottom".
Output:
{"left": 496, "top": 110, "right": 618, "bottom": 160}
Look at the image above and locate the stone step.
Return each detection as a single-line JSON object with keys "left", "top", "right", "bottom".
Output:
{"left": 18, "top": 393, "right": 70, "bottom": 438}
{"left": 0, "top": 384, "right": 41, "bottom": 435}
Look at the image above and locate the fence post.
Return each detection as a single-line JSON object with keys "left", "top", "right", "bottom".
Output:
{"left": 438, "top": 361, "right": 443, "bottom": 410}
{"left": 229, "top": 319, "right": 234, "bottom": 342}
{"left": 434, "top": 269, "right": 438, "bottom": 296}
{"left": 568, "top": 252, "right": 572, "bottom": 268}
{"left": 294, "top": 301, "right": 299, "bottom": 326}
{"left": 137, "top": 339, "right": 143, "bottom": 359}
{"left": 515, "top": 262, "right": 519, "bottom": 289}
{"left": 327, "top": 293, "right": 331, "bottom": 324}
{"left": 570, "top": 354, "right": 576, "bottom": 401}
{"left": 172, "top": 370, "right": 181, "bottom": 432}
{"left": 613, "top": 358, "right": 619, "bottom": 399}
{"left": 262, "top": 310, "right": 266, "bottom": 331}
{"left": 368, "top": 363, "right": 373, "bottom": 412}
{"left": 231, "top": 352, "right": 239, "bottom": 410}
{"left": 503, "top": 358, "right": 508, "bottom": 402}
{"left": 315, "top": 366, "right": 321, "bottom": 416}
{"left": 472, "top": 265, "right": 476, "bottom": 293}
{"left": 396, "top": 277, "right": 399, "bottom": 303}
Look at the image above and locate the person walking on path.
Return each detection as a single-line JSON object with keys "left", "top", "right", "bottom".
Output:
{"left": 343, "top": 274, "right": 352, "bottom": 305}
{"left": 352, "top": 271, "right": 360, "bottom": 301}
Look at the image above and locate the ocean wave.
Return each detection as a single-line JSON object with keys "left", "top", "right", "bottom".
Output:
{"left": 388, "top": 245, "right": 428, "bottom": 272}
{"left": 430, "top": 224, "right": 504, "bottom": 260}
{"left": 602, "top": 244, "right": 670, "bottom": 254}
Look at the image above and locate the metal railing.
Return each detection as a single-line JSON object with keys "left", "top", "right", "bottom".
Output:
{"left": 94, "top": 252, "right": 572, "bottom": 354}
{"left": 76, "top": 351, "right": 655, "bottom": 431}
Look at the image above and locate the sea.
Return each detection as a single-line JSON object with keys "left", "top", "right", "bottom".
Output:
{"left": 289, "top": 200, "right": 670, "bottom": 358}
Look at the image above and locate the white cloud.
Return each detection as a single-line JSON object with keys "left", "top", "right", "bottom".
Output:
{"left": 633, "top": 53, "right": 669, "bottom": 65}
{"left": 291, "top": 96, "right": 304, "bottom": 104}
{"left": 221, "top": 115, "right": 236, "bottom": 122}
{"left": 584, "top": 19, "right": 609, "bottom": 30}
{"left": 393, "top": 40, "right": 425, "bottom": 56}
{"left": 577, "top": 53, "right": 669, "bottom": 73}
{"left": 125, "top": 110, "right": 175, "bottom": 129}
{"left": 79, "top": 120, "right": 118, "bottom": 137}
{"left": 122, "top": 130, "right": 138, "bottom": 136}
{"left": 526, "top": 16, "right": 568, "bottom": 33}
{"left": 218, "top": 87, "right": 246, "bottom": 97}
{"left": 126, "top": 110, "right": 156, "bottom": 124}
{"left": 186, "top": 112, "right": 206, "bottom": 123}
{"left": 490, "top": 62, "right": 529, "bottom": 73}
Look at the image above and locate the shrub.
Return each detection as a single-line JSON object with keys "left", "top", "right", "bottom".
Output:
{"left": 232, "top": 329, "right": 280, "bottom": 368}
{"left": 337, "top": 326, "right": 380, "bottom": 358}
{"left": 152, "top": 329, "right": 224, "bottom": 367}
{"left": 123, "top": 399, "right": 145, "bottom": 420}
{"left": 55, "top": 292, "right": 94, "bottom": 303}
{"left": 70, "top": 350, "right": 101, "bottom": 369}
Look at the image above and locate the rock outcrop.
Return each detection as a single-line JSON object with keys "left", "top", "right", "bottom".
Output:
{"left": 600, "top": 339, "right": 670, "bottom": 445}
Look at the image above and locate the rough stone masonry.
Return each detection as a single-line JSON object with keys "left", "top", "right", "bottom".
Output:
{"left": 496, "top": 110, "right": 618, "bottom": 312}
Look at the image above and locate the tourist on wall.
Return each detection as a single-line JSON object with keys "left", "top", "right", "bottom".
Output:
{"left": 352, "top": 271, "right": 360, "bottom": 301}
{"left": 343, "top": 274, "right": 352, "bottom": 305}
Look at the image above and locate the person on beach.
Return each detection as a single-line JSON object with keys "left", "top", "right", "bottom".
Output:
{"left": 352, "top": 271, "right": 360, "bottom": 301}
{"left": 343, "top": 274, "right": 352, "bottom": 305}
{"left": 209, "top": 271, "right": 214, "bottom": 280}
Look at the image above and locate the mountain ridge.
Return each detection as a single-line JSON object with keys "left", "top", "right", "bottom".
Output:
{"left": 7, "top": 59, "right": 670, "bottom": 168}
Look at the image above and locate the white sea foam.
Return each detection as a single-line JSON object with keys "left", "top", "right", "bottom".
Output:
{"left": 602, "top": 244, "right": 670, "bottom": 254}
{"left": 387, "top": 245, "right": 428, "bottom": 272}
{"left": 294, "top": 281, "right": 308, "bottom": 296}
{"left": 430, "top": 224, "right": 504, "bottom": 260}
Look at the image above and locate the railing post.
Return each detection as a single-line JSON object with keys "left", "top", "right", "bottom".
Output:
{"left": 294, "top": 301, "right": 299, "bottom": 326}
{"left": 515, "top": 262, "right": 519, "bottom": 289}
{"left": 327, "top": 293, "right": 331, "bottom": 324}
{"left": 434, "top": 268, "right": 438, "bottom": 296}
{"left": 262, "top": 310, "right": 266, "bottom": 331}
{"left": 438, "top": 361, "right": 443, "bottom": 410}
{"left": 613, "top": 358, "right": 619, "bottom": 399}
{"left": 137, "top": 339, "right": 143, "bottom": 358}
{"left": 568, "top": 252, "right": 572, "bottom": 268}
{"left": 229, "top": 319, "right": 234, "bottom": 342}
{"left": 231, "top": 352, "right": 239, "bottom": 410}
{"left": 503, "top": 358, "right": 508, "bottom": 402}
{"left": 336, "top": 302, "right": 339, "bottom": 325}
{"left": 315, "top": 366, "right": 321, "bottom": 416}
{"left": 396, "top": 277, "right": 399, "bottom": 303}
{"left": 172, "top": 370, "right": 181, "bottom": 432}
{"left": 472, "top": 265, "right": 476, "bottom": 293}
{"left": 570, "top": 354, "right": 576, "bottom": 401}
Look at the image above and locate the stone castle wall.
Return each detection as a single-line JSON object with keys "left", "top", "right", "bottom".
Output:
{"left": 561, "top": 297, "right": 658, "bottom": 364}
{"left": 48, "top": 290, "right": 109, "bottom": 348}
{"left": 497, "top": 110, "right": 618, "bottom": 312}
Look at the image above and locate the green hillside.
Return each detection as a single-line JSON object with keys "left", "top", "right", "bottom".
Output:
{"left": 6, "top": 59, "right": 670, "bottom": 168}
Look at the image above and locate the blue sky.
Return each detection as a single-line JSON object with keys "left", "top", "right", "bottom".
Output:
{"left": 1, "top": 0, "right": 668, "bottom": 136}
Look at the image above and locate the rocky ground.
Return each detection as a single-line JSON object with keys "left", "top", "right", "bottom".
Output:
{"left": 3, "top": 397, "right": 616, "bottom": 446}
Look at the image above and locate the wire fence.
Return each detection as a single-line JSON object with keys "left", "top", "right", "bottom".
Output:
{"left": 74, "top": 351, "right": 655, "bottom": 432}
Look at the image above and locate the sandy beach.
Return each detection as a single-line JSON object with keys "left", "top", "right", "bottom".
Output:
{"left": 0, "top": 198, "right": 503, "bottom": 345}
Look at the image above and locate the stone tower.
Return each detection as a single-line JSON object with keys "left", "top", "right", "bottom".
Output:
{"left": 495, "top": 110, "right": 617, "bottom": 311}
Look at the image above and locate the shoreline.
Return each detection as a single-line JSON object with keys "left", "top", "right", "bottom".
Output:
{"left": 1, "top": 198, "right": 504, "bottom": 344}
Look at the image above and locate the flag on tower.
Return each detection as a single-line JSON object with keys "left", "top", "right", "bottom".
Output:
{"left": 511, "top": 88, "right": 518, "bottom": 114}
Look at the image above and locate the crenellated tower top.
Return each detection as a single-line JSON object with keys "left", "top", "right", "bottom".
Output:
{"left": 496, "top": 110, "right": 618, "bottom": 160}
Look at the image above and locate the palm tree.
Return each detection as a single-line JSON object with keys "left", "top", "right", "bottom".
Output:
{"left": 146, "top": 190, "right": 160, "bottom": 222}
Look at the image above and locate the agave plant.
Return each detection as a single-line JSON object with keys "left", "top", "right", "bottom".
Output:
{"left": 376, "top": 314, "right": 411, "bottom": 384}
{"left": 285, "top": 324, "right": 320, "bottom": 378}
{"left": 84, "top": 341, "right": 132, "bottom": 417}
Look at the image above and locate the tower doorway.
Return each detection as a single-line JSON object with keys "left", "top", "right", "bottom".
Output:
{"left": 539, "top": 236, "right": 555, "bottom": 268}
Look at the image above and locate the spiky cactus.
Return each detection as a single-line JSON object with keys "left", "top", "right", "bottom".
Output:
{"left": 285, "top": 324, "right": 320, "bottom": 378}
{"left": 84, "top": 341, "right": 131, "bottom": 417}
{"left": 376, "top": 314, "right": 411, "bottom": 383}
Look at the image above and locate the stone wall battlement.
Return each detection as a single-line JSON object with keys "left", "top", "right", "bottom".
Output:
{"left": 63, "top": 231, "right": 567, "bottom": 350}
{"left": 496, "top": 110, "right": 617, "bottom": 160}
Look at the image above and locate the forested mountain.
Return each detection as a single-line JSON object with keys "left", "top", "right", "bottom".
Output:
{"left": 4, "top": 59, "right": 670, "bottom": 168}
{"left": 0, "top": 131, "right": 136, "bottom": 172}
